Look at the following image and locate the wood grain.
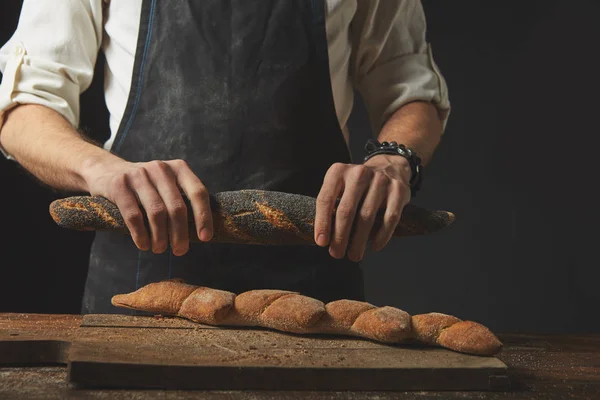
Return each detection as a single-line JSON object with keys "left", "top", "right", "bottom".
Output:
{"left": 3, "top": 314, "right": 600, "bottom": 398}
{"left": 0, "top": 313, "right": 508, "bottom": 391}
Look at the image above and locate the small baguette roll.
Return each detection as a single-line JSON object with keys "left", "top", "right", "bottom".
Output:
{"left": 437, "top": 321, "right": 503, "bottom": 356}
{"left": 111, "top": 280, "right": 503, "bottom": 356}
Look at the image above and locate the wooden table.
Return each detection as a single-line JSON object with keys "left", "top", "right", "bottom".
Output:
{"left": 0, "top": 313, "right": 598, "bottom": 399}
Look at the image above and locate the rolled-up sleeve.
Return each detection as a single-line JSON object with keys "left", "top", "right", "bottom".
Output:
{"left": 350, "top": 0, "right": 450, "bottom": 134}
{"left": 0, "top": 0, "right": 104, "bottom": 158}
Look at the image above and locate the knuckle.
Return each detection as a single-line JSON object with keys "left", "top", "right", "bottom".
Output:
{"left": 386, "top": 210, "right": 401, "bottom": 222}
{"left": 123, "top": 209, "right": 143, "bottom": 224}
{"left": 336, "top": 206, "right": 354, "bottom": 219}
{"left": 132, "top": 166, "right": 146, "bottom": 177}
{"left": 171, "top": 159, "right": 188, "bottom": 169}
{"left": 354, "top": 164, "right": 368, "bottom": 174}
{"left": 147, "top": 202, "right": 167, "bottom": 218}
{"left": 169, "top": 200, "right": 187, "bottom": 217}
{"left": 316, "top": 195, "right": 335, "bottom": 207}
{"left": 331, "top": 162, "right": 345, "bottom": 172}
{"left": 354, "top": 164, "right": 369, "bottom": 175}
{"left": 359, "top": 207, "right": 376, "bottom": 221}
{"left": 148, "top": 160, "right": 168, "bottom": 174}
{"left": 190, "top": 187, "right": 209, "bottom": 200}
{"left": 152, "top": 160, "right": 167, "bottom": 169}
{"left": 327, "top": 162, "right": 346, "bottom": 177}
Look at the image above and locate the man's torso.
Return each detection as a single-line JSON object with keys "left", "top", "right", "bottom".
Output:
{"left": 101, "top": 0, "right": 359, "bottom": 151}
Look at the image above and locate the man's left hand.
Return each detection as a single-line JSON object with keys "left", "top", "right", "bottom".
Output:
{"left": 314, "top": 155, "right": 412, "bottom": 261}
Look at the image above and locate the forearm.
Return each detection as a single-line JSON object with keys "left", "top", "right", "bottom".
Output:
{"left": 375, "top": 101, "right": 443, "bottom": 165}
{"left": 0, "top": 104, "right": 123, "bottom": 192}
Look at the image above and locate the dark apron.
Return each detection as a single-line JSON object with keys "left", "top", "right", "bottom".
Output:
{"left": 82, "top": 0, "right": 365, "bottom": 314}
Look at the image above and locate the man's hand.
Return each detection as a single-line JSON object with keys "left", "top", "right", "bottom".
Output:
{"left": 314, "top": 155, "right": 412, "bottom": 261}
{"left": 0, "top": 105, "right": 212, "bottom": 256}
{"left": 83, "top": 158, "right": 213, "bottom": 256}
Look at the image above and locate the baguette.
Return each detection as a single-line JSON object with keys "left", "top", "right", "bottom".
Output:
{"left": 112, "top": 279, "right": 502, "bottom": 356}
{"left": 49, "top": 190, "right": 455, "bottom": 245}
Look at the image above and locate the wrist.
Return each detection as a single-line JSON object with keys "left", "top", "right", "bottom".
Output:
{"left": 364, "top": 154, "right": 412, "bottom": 183}
{"left": 80, "top": 151, "right": 126, "bottom": 193}
{"left": 363, "top": 139, "right": 424, "bottom": 196}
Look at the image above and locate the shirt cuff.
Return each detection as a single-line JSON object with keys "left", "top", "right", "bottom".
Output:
{"left": 0, "top": 43, "right": 25, "bottom": 160}
{"left": 0, "top": 43, "right": 80, "bottom": 160}
{"left": 357, "top": 43, "right": 451, "bottom": 135}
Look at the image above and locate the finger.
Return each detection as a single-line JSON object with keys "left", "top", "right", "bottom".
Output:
{"left": 330, "top": 165, "right": 372, "bottom": 259}
{"left": 347, "top": 172, "right": 389, "bottom": 262}
{"left": 372, "top": 181, "right": 410, "bottom": 251}
{"left": 129, "top": 167, "right": 169, "bottom": 254}
{"left": 111, "top": 175, "right": 150, "bottom": 251}
{"left": 146, "top": 160, "right": 190, "bottom": 256}
{"left": 166, "top": 159, "right": 213, "bottom": 242}
{"left": 315, "top": 163, "right": 345, "bottom": 247}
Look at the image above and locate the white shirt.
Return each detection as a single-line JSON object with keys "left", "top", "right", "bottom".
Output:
{"left": 0, "top": 0, "right": 450, "bottom": 158}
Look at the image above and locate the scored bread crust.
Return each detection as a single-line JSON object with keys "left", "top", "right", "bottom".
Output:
{"left": 112, "top": 279, "right": 502, "bottom": 356}
{"left": 49, "top": 190, "right": 456, "bottom": 245}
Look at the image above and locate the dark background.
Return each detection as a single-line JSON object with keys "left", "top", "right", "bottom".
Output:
{"left": 1, "top": 1, "right": 598, "bottom": 332}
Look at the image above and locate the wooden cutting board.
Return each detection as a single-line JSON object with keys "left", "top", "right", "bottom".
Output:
{"left": 0, "top": 314, "right": 509, "bottom": 390}
{"left": 62, "top": 314, "right": 510, "bottom": 391}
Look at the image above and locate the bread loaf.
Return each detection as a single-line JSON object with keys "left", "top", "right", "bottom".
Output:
{"left": 49, "top": 190, "right": 455, "bottom": 245}
{"left": 112, "top": 279, "right": 502, "bottom": 356}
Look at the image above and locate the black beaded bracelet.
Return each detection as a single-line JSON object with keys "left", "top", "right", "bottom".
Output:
{"left": 363, "top": 139, "right": 424, "bottom": 197}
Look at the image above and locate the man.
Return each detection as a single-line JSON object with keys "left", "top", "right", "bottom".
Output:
{"left": 0, "top": 1, "right": 449, "bottom": 313}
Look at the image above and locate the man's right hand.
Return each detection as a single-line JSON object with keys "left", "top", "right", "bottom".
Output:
{"left": 83, "top": 158, "right": 213, "bottom": 256}
{"left": 0, "top": 105, "right": 212, "bottom": 256}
